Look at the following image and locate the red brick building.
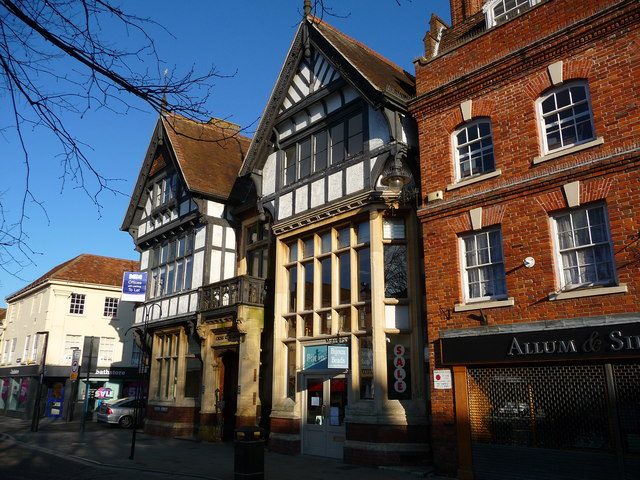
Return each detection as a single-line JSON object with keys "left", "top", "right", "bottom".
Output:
{"left": 410, "top": 0, "right": 640, "bottom": 478}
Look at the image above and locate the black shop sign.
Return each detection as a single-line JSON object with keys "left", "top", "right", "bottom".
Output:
{"left": 440, "top": 321, "right": 640, "bottom": 365}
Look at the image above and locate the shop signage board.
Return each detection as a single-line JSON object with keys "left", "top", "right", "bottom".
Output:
{"left": 328, "top": 345, "right": 349, "bottom": 369}
{"left": 440, "top": 321, "right": 640, "bottom": 365}
{"left": 304, "top": 345, "right": 350, "bottom": 370}
{"left": 393, "top": 344, "right": 407, "bottom": 393}
{"left": 121, "top": 272, "right": 147, "bottom": 302}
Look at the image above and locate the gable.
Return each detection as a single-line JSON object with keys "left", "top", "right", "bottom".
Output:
{"left": 281, "top": 48, "right": 341, "bottom": 113}
{"left": 241, "top": 15, "right": 415, "bottom": 177}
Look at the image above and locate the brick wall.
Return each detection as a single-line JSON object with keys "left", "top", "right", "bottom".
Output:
{"left": 410, "top": 0, "right": 640, "bottom": 475}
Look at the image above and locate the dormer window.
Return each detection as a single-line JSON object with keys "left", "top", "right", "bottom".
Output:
{"left": 484, "top": 0, "right": 541, "bottom": 27}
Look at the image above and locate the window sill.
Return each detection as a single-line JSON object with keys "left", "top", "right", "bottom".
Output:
{"left": 446, "top": 169, "right": 502, "bottom": 191}
{"left": 548, "top": 284, "right": 627, "bottom": 301}
{"left": 533, "top": 137, "right": 604, "bottom": 165}
{"left": 454, "top": 297, "right": 514, "bottom": 312}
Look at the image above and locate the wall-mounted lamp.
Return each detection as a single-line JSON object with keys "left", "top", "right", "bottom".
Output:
{"left": 523, "top": 257, "right": 535, "bottom": 268}
{"left": 381, "top": 157, "right": 412, "bottom": 193}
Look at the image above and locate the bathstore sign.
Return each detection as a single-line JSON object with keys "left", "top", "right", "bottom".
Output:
{"left": 440, "top": 322, "right": 640, "bottom": 365}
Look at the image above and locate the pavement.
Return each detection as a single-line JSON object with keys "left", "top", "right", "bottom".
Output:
{"left": 0, "top": 416, "right": 459, "bottom": 480}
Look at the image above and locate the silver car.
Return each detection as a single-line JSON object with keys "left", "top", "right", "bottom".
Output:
{"left": 96, "top": 397, "right": 145, "bottom": 428}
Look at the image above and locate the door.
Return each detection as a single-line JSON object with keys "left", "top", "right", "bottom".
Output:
{"left": 216, "top": 350, "right": 238, "bottom": 441}
{"left": 303, "top": 375, "right": 348, "bottom": 458}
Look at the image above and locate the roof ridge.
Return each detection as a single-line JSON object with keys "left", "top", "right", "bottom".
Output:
{"left": 307, "top": 15, "right": 414, "bottom": 79}
{"left": 162, "top": 112, "right": 252, "bottom": 142}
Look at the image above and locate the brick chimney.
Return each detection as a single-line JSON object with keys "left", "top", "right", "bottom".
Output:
{"left": 450, "top": 0, "right": 485, "bottom": 25}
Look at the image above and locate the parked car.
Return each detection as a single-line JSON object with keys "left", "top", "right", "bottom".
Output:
{"left": 96, "top": 397, "right": 145, "bottom": 428}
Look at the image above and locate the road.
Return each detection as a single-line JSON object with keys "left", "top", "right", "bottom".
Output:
{"left": 0, "top": 435, "right": 210, "bottom": 480}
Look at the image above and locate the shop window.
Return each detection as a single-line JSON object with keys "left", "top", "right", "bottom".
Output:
{"left": 461, "top": 228, "right": 507, "bottom": 302}
{"left": 287, "top": 342, "right": 297, "bottom": 399}
{"left": 0, "top": 379, "right": 7, "bottom": 409}
{"left": 359, "top": 336, "right": 374, "bottom": 400}
{"left": 69, "top": 293, "right": 86, "bottom": 314}
{"left": 184, "top": 335, "right": 201, "bottom": 398}
{"left": 537, "top": 81, "right": 596, "bottom": 155}
{"left": 383, "top": 218, "right": 408, "bottom": 299}
{"left": 7, "top": 377, "right": 31, "bottom": 412}
{"left": 552, "top": 204, "right": 616, "bottom": 290}
{"left": 283, "top": 219, "right": 372, "bottom": 337}
{"left": 154, "top": 331, "right": 180, "bottom": 400}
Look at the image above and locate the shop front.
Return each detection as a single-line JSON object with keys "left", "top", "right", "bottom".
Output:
{"left": 43, "top": 365, "right": 139, "bottom": 421}
{"left": 438, "top": 317, "right": 640, "bottom": 480}
{"left": 0, "top": 365, "right": 39, "bottom": 419}
{"left": 301, "top": 342, "right": 349, "bottom": 458}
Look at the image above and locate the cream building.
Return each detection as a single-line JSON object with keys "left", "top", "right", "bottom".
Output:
{"left": 0, "top": 254, "right": 138, "bottom": 420}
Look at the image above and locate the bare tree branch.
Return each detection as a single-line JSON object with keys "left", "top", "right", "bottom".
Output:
{"left": 0, "top": 0, "right": 226, "bottom": 277}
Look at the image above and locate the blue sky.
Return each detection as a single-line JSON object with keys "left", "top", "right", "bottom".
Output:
{"left": 0, "top": 0, "right": 451, "bottom": 307}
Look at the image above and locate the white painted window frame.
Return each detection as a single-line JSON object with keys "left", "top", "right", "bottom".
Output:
{"left": 537, "top": 80, "right": 597, "bottom": 156}
{"left": 483, "top": 0, "right": 541, "bottom": 27}
{"left": 69, "top": 293, "right": 86, "bottom": 315}
{"left": 550, "top": 203, "right": 617, "bottom": 291}
{"left": 453, "top": 118, "right": 495, "bottom": 182}
{"left": 460, "top": 228, "right": 508, "bottom": 303}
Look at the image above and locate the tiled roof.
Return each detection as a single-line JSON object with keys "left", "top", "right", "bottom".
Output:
{"left": 310, "top": 16, "right": 415, "bottom": 99}
{"left": 161, "top": 113, "right": 252, "bottom": 199}
{"left": 6, "top": 254, "right": 140, "bottom": 301}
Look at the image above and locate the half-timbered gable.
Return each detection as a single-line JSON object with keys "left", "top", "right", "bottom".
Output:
{"left": 242, "top": 12, "right": 428, "bottom": 466}
{"left": 122, "top": 113, "right": 253, "bottom": 438}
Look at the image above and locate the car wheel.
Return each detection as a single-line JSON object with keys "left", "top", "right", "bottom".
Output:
{"left": 119, "top": 415, "right": 134, "bottom": 429}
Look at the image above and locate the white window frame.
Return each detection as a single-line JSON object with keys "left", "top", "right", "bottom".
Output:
{"left": 8, "top": 338, "right": 17, "bottom": 364}
{"left": 69, "top": 293, "right": 86, "bottom": 315}
{"left": 30, "top": 335, "right": 40, "bottom": 363}
{"left": 551, "top": 204, "right": 616, "bottom": 291}
{"left": 23, "top": 335, "right": 31, "bottom": 363}
{"left": 453, "top": 118, "right": 495, "bottom": 182}
{"left": 537, "top": 81, "right": 596, "bottom": 155}
{"left": 483, "top": 0, "right": 541, "bottom": 27}
{"left": 460, "top": 228, "right": 507, "bottom": 303}
{"left": 103, "top": 297, "right": 119, "bottom": 317}
{"left": 1, "top": 340, "right": 10, "bottom": 364}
